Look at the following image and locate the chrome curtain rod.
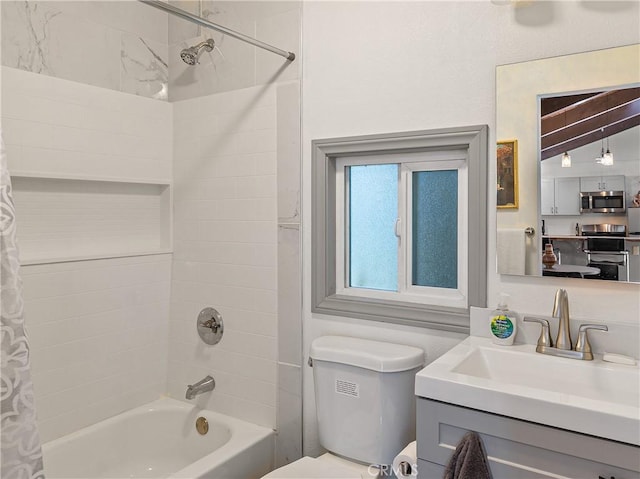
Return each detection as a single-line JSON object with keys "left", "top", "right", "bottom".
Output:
{"left": 138, "top": 0, "right": 295, "bottom": 62}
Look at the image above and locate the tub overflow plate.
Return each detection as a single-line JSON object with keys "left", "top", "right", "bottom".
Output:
{"left": 196, "top": 417, "right": 209, "bottom": 435}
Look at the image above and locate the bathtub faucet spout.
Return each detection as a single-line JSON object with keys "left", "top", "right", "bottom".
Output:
{"left": 186, "top": 375, "right": 215, "bottom": 400}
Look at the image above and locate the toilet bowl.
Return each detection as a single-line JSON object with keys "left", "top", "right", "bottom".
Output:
{"left": 262, "top": 453, "right": 380, "bottom": 479}
{"left": 262, "top": 336, "right": 424, "bottom": 479}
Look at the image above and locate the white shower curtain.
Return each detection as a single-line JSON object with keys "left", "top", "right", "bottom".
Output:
{"left": 0, "top": 131, "right": 45, "bottom": 478}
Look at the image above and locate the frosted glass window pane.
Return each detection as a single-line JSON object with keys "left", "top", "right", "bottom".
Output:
{"left": 412, "top": 170, "right": 458, "bottom": 288}
{"left": 349, "top": 164, "right": 398, "bottom": 291}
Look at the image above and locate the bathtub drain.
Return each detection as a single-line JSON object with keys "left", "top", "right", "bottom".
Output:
{"left": 196, "top": 417, "right": 209, "bottom": 435}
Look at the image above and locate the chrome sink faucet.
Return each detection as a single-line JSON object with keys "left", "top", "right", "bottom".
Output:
{"left": 186, "top": 375, "right": 215, "bottom": 400}
{"left": 524, "top": 289, "right": 607, "bottom": 361}
{"left": 552, "top": 288, "right": 572, "bottom": 350}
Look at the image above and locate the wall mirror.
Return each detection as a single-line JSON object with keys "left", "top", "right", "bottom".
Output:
{"left": 496, "top": 44, "right": 640, "bottom": 284}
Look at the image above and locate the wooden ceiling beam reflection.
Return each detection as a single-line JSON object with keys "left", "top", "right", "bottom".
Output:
{"left": 540, "top": 88, "right": 640, "bottom": 161}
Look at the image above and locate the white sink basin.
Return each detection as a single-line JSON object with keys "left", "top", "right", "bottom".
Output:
{"left": 452, "top": 345, "right": 639, "bottom": 407}
{"left": 415, "top": 336, "right": 640, "bottom": 445}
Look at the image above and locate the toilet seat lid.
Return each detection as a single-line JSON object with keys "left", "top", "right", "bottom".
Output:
{"left": 262, "top": 456, "right": 373, "bottom": 479}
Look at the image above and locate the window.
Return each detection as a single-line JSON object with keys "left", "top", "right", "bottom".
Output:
{"left": 336, "top": 152, "right": 468, "bottom": 309}
{"left": 312, "top": 126, "right": 488, "bottom": 332}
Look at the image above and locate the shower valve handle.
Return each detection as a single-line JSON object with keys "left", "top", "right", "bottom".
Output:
{"left": 196, "top": 307, "right": 224, "bottom": 345}
{"left": 199, "top": 318, "right": 221, "bottom": 333}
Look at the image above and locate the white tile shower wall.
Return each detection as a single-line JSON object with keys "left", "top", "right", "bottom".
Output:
{"left": 1, "top": 66, "right": 173, "bottom": 442}
{"left": 275, "top": 81, "right": 302, "bottom": 466}
{"left": 276, "top": 224, "right": 301, "bottom": 466}
{"left": 169, "top": 84, "right": 280, "bottom": 428}
{"left": 1, "top": 1, "right": 168, "bottom": 100}
{"left": 23, "top": 254, "right": 172, "bottom": 443}
{"left": 168, "top": 0, "right": 301, "bottom": 431}
{"left": 276, "top": 362, "right": 302, "bottom": 466}
{"left": 1, "top": 67, "right": 172, "bottom": 181}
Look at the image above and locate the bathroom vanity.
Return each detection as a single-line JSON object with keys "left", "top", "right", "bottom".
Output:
{"left": 416, "top": 399, "right": 639, "bottom": 478}
{"left": 415, "top": 337, "right": 640, "bottom": 478}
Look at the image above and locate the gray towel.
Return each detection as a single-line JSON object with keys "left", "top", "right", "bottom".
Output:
{"left": 443, "top": 431, "right": 492, "bottom": 479}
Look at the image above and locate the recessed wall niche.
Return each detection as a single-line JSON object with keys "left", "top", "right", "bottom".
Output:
{"left": 11, "top": 175, "right": 172, "bottom": 265}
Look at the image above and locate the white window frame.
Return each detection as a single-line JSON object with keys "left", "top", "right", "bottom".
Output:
{"left": 311, "top": 126, "right": 488, "bottom": 333}
{"left": 335, "top": 151, "right": 469, "bottom": 310}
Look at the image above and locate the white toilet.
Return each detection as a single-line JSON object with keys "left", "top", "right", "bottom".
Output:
{"left": 264, "top": 336, "right": 424, "bottom": 479}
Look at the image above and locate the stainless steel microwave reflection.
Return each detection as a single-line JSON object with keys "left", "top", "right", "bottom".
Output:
{"left": 197, "top": 307, "right": 224, "bottom": 345}
{"left": 580, "top": 191, "right": 625, "bottom": 214}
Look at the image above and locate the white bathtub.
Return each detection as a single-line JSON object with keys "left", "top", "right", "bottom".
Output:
{"left": 42, "top": 397, "right": 275, "bottom": 479}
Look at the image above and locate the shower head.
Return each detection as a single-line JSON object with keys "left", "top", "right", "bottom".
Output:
{"left": 180, "top": 39, "right": 215, "bottom": 65}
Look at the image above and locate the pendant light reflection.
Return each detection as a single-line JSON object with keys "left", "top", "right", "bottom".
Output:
{"left": 561, "top": 151, "right": 571, "bottom": 168}
{"left": 602, "top": 137, "right": 614, "bottom": 166}
{"left": 595, "top": 128, "right": 614, "bottom": 167}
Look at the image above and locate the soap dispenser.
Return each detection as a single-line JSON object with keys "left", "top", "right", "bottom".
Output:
{"left": 489, "top": 293, "right": 518, "bottom": 346}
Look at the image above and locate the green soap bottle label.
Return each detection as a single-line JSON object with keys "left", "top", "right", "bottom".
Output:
{"left": 491, "top": 315, "right": 514, "bottom": 339}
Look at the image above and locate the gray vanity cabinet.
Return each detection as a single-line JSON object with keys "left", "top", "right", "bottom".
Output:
{"left": 417, "top": 398, "right": 640, "bottom": 479}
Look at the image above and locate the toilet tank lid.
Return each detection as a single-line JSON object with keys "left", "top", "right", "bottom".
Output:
{"left": 310, "top": 336, "right": 424, "bottom": 373}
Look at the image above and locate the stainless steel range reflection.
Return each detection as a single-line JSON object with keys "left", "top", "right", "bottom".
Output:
{"left": 581, "top": 224, "right": 629, "bottom": 282}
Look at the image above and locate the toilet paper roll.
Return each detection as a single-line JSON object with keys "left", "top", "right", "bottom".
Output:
{"left": 392, "top": 441, "right": 418, "bottom": 479}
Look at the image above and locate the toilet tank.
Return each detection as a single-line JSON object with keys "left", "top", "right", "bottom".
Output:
{"left": 309, "top": 336, "right": 424, "bottom": 466}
